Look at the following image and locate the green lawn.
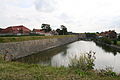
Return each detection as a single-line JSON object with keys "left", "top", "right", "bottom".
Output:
{"left": 117, "top": 41, "right": 120, "bottom": 45}
{"left": 0, "top": 35, "right": 76, "bottom": 43}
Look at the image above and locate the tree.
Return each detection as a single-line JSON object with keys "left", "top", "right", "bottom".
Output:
{"left": 61, "top": 25, "right": 68, "bottom": 35}
{"left": 85, "top": 33, "right": 97, "bottom": 39}
{"left": 41, "top": 24, "right": 51, "bottom": 32}
{"left": 99, "top": 37, "right": 112, "bottom": 44}
{"left": 118, "top": 34, "right": 120, "bottom": 40}
{"left": 56, "top": 28, "right": 61, "bottom": 35}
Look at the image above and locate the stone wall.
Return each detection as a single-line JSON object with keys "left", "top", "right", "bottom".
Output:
{"left": 0, "top": 36, "right": 78, "bottom": 59}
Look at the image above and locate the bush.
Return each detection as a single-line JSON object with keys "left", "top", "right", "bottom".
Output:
{"left": 0, "top": 54, "right": 4, "bottom": 62}
{"left": 97, "top": 67, "right": 117, "bottom": 77}
{"left": 99, "top": 37, "right": 112, "bottom": 44}
{"left": 75, "top": 69, "right": 89, "bottom": 77}
{"left": 113, "top": 40, "right": 117, "bottom": 45}
{"left": 69, "top": 51, "right": 96, "bottom": 71}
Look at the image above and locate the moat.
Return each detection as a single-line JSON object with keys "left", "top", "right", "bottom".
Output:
{"left": 16, "top": 41, "right": 120, "bottom": 73}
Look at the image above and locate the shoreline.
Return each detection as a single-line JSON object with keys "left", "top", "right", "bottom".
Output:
{"left": 0, "top": 55, "right": 119, "bottom": 80}
{"left": 95, "top": 41, "right": 120, "bottom": 52}
{"left": 0, "top": 35, "right": 78, "bottom": 60}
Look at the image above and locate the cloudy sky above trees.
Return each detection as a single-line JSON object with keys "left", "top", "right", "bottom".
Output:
{"left": 0, "top": 0, "right": 120, "bottom": 32}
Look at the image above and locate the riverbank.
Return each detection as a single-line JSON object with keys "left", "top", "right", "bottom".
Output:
{"left": 0, "top": 35, "right": 78, "bottom": 60}
{"left": 95, "top": 41, "right": 120, "bottom": 52}
{"left": 0, "top": 55, "right": 120, "bottom": 80}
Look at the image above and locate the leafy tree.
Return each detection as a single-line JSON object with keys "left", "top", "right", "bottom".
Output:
{"left": 41, "top": 24, "right": 51, "bottom": 32}
{"left": 99, "top": 37, "right": 112, "bottom": 44}
{"left": 56, "top": 25, "right": 68, "bottom": 35}
{"left": 113, "top": 40, "right": 117, "bottom": 45}
{"left": 56, "top": 28, "right": 61, "bottom": 35}
{"left": 61, "top": 25, "right": 68, "bottom": 35}
{"left": 118, "top": 34, "right": 120, "bottom": 40}
{"left": 85, "top": 33, "right": 97, "bottom": 39}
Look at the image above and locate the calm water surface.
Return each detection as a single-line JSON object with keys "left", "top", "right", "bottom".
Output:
{"left": 16, "top": 41, "right": 120, "bottom": 73}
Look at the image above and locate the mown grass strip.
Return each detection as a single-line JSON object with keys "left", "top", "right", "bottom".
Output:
{"left": 0, "top": 35, "right": 76, "bottom": 43}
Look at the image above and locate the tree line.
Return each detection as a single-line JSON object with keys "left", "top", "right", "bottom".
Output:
{"left": 41, "top": 24, "right": 68, "bottom": 35}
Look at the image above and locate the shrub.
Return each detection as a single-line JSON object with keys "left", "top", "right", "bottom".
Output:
{"left": 97, "top": 67, "right": 117, "bottom": 77}
{"left": 0, "top": 54, "right": 4, "bottom": 62}
{"left": 113, "top": 40, "right": 117, "bottom": 45}
{"left": 75, "top": 69, "right": 89, "bottom": 77}
{"left": 99, "top": 37, "right": 112, "bottom": 44}
{"left": 69, "top": 51, "right": 96, "bottom": 71}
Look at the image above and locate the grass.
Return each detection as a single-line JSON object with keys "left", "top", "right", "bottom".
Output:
{"left": 0, "top": 54, "right": 120, "bottom": 80}
{"left": 117, "top": 41, "right": 120, "bottom": 45}
{"left": 0, "top": 35, "right": 76, "bottom": 43}
{"left": 69, "top": 52, "right": 96, "bottom": 71}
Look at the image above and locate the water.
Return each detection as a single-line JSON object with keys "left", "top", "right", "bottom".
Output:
{"left": 16, "top": 41, "right": 120, "bottom": 73}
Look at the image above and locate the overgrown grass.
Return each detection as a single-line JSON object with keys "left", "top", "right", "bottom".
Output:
{"left": 0, "top": 35, "right": 76, "bottom": 43}
{"left": 117, "top": 41, "right": 120, "bottom": 45}
{"left": 69, "top": 51, "right": 96, "bottom": 71}
{"left": 69, "top": 52, "right": 120, "bottom": 79}
{"left": 0, "top": 54, "right": 120, "bottom": 80}
{"left": 98, "top": 37, "right": 112, "bottom": 44}
{"left": 96, "top": 67, "right": 117, "bottom": 77}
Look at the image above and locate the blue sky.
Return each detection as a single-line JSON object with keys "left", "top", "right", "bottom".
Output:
{"left": 0, "top": 0, "right": 120, "bottom": 33}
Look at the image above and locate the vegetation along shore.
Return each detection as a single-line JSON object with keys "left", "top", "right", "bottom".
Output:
{"left": 0, "top": 52, "right": 120, "bottom": 80}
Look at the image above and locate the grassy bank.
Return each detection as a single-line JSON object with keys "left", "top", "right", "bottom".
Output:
{"left": 0, "top": 55, "right": 120, "bottom": 80}
{"left": 117, "top": 41, "right": 120, "bottom": 45}
{"left": 0, "top": 35, "right": 76, "bottom": 43}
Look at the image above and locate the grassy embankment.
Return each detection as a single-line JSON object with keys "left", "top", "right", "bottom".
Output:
{"left": 0, "top": 36, "right": 120, "bottom": 80}
{"left": 117, "top": 41, "right": 120, "bottom": 46}
{"left": 0, "top": 35, "right": 76, "bottom": 43}
{"left": 0, "top": 55, "right": 120, "bottom": 80}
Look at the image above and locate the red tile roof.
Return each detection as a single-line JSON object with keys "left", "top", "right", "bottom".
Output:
{"left": 0, "top": 25, "right": 31, "bottom": 34}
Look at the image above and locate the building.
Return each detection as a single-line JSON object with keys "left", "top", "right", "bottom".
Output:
{"left": 99, "top": 30, "right": 117, "bottom": 39}
{"left": 31, "top": 29, "right": 58, "bottom": 36}
{"left": 50, "top": 30, "right": 58, "bottom": 35}
{"left": 0, "top": 25, "right": 31, "bottom": 35}
{"left": 31, "top": 29, "right": 52, "bottom": 36}
{"left": 31, "top": 29, "right": 44, "bottom": 35}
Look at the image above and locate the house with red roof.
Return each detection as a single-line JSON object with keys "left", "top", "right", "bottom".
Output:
{"left": 0, "top": 25, "right": 31, "bottom": 35}
{"left": 32, "top": 29, "right": 44, "bottom": 35}
{"left": 31, "top": 29, "right": 58, "bottom": 36}
{"left": 99, "top": 30, "right": 117, "bottom": 39}
{"left": 31, "top": 29, "right": 53, "bottom": 36}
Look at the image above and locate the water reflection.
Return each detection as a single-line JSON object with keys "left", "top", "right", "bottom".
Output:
{"left": 95, "top": 42, "right": 119, "bottom": 56}
{"left": 16, "top": 45, "right": 68, "bottom": 65}
{"left": 16, "top": 41, "right": 120, "bottom": 73}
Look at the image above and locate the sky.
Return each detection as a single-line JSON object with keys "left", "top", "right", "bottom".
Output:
{"left": 0, "top": 0, "right": 120, "bottom": 33}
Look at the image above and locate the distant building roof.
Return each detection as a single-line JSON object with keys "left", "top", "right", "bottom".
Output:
{"left": 0, "top": 25, "right": 31, "bottom": 34}
{"left": 99, "top": 30, "right": 117, "bottom": 39}
{"left": 32, "top": 29, "right": 44, "bottom": 32}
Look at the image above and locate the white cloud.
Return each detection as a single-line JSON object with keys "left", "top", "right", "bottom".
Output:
{"left": 0, "top": 0, "right": 120, "bottom": 32}
{"left": 34, "top": 0, "right": 57, "bottom": 12}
